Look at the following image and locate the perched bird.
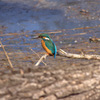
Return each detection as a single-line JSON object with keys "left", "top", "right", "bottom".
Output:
{"left": 34, "top": 34, "right": 57, "bottom": 58}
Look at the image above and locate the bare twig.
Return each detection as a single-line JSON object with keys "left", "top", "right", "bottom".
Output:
{"left": 0, "top": 31, "right": 29, "bottom": 36}
{"left": 29, "top": 47, "right": 47, "bottom": 66}
{"left": 58, "top": 49, "right": 100, "bottom": 60}
{"left": 0, "top": 39, "right": 14, "bottom": 69}
{"left": 35, "top": 54, "right": 48, "bottom": 66}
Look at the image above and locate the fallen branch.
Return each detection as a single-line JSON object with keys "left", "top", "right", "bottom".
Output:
{"left": 0, "top": 39, "right": 14, "bottom": 69}
{"left": 58, "top": 49, "right": 100, "bottom": 60}
{"left": 35, "top": 49, "right": 100, "bottom": 66}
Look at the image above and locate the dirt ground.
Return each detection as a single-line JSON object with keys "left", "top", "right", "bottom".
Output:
{"left": 0, "top": 41, "right": 100, "bottom": 100}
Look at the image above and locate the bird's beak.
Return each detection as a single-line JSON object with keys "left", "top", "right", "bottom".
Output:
{"left": 32, "top": 36, "right": 39, "bottom": 39}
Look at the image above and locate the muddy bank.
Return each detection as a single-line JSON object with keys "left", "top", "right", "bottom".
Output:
{"left": 0, "top": 41, "right": 100, "bottom": 100}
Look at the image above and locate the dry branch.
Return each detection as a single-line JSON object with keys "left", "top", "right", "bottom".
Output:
{"left": 35, "top": 49, "right": 100, "bottom": 66}
{"left": 0, "top": 40, "right": 14, "bottom": 69}
{"left": 58, "top": 49, "right": 100, "bottom": 60}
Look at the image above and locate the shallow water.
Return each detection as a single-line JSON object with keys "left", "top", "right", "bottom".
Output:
{"left": 0, "top": 0, "right": 100, "bottom": 52}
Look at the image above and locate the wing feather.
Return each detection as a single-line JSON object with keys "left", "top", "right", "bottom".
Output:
{"left": 45, "top": 39, "right": 57, "bottom": 58}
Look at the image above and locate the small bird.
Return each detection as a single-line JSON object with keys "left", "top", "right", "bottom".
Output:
{"left": 34, "top": 34, "right": 57, "bottom": 58}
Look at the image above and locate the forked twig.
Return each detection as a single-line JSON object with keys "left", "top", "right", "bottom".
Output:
{"left": 0, "top": 39, "right": 14, "bottom": 69}
{"left": 35, "top": 54, "right": 48, "bottom": 66}
{"left": 29, "top": 47, "right": 47, "bottom": 66}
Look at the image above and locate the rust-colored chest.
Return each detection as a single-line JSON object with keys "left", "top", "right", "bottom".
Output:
{"left": 41, "top": 40, "right": 53, "bottom": 55}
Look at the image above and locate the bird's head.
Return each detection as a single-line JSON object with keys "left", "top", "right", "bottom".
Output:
{"left": 38, "top": 34, "right": 51, "bottom": 41}
{"left": 32, "top": 34, "right": 52, "bottom": 41}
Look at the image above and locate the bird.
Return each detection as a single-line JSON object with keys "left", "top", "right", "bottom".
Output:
{"left": 35, "top": 34, "right": 57, "bottom": 58}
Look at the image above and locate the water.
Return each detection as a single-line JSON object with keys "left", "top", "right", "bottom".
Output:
{"left": 0, "top": 0, "right": 100, "bottom": 52}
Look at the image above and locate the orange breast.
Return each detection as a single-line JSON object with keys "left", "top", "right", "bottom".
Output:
{"left": 41, "top": 40, "right": 53, "bottom": 55}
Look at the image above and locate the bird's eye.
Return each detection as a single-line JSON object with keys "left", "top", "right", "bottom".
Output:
{"left": 44, "top": 37, "right": 50, "bottom": 40}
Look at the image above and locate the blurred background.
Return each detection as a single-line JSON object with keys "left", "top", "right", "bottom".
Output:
{"left": 0, "top": 0, "right": 100, "bottom": 53}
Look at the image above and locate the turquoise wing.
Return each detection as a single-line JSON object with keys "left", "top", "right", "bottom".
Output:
{"left": 45, "top": 40, "right": 57, "bottom": 58}
{"left": 52, "top": 41, "right": 57, "bottom": 58}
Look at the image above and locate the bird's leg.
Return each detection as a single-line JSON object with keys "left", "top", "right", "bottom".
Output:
{"left": 35, "top": 54, "right": 48, "bottom": 66}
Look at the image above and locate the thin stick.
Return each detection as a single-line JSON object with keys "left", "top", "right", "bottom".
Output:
{"left": 58, "top": 49, "right": 100, "bottom": 60}
{"left": 0, "top": 31, "right": 29, "bottom": 36}
{"left": 29, "top": 47, "right": 47, "bottom": 66}
{"left": 0, "top": 39, "right": 14, "bottom": 69}
{"left": 35, "top": 54, "right": 48, "bottom": 66}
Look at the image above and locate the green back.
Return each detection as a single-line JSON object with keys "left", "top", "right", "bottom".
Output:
{"left": 39, "top": 34, "right": 57, "bottom": 58}
{"left": 44, "top": 39, "right": 55, "bottom": 54}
